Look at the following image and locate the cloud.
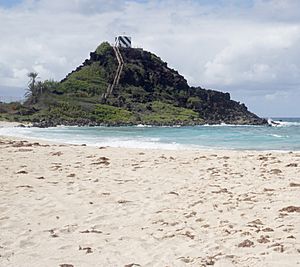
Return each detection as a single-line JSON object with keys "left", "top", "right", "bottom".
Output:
{"left": 265, "top": 90, "right": 289, "bottom": 101}
{"left": 0, "top": 0, "right": 299, "bottom": 116}
{"left": 13, "top": 0, "right": 126, "bottom": 14}
{"left": 253, "top": 0, "right": 300, "bottom": 22}
{"left": 202, "top": 23, "right": 300, "bottom": 88}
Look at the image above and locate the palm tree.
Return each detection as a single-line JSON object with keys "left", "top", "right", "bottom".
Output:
{"left": 28, "top": 72, "right": 38, "bottom": 87}
{"left": 25, "top": 72, "right": 39, "bottom": 103}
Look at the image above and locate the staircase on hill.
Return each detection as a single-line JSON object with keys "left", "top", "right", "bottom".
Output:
{"left": 102, "top": 45, "right": 124, "bottom": 100}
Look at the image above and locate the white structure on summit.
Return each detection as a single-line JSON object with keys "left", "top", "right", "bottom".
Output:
{"left": 115, "top": 36, "right": 131, "bottom": 48}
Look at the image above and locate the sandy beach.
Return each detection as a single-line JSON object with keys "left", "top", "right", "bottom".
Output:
{"left": 0, "top": 121, "right": 32, "bottom": 128}
{"left": 0, "top": 133, "right": 299, "bottom": 266}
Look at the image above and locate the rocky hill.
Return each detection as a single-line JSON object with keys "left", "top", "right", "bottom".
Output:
{"left": 0, "top": 42, "right": 267, "bottom": 126}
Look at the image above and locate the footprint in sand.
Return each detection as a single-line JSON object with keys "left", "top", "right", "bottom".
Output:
{"left": 238, "top": 239, "right": 254, "bottom": 248}
{"left": 19, "top": 237, "right": 36, "bottom": 249}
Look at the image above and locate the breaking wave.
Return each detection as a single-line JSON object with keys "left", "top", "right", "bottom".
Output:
{"left": 0, "top": 118, "right": 299, "bottom": 151}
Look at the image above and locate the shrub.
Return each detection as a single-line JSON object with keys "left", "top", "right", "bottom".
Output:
{"left": 95, "top": 42, "right": 111, "bottom": 55}
{"left": 93, "top": 104, "right": 133, "bottom": 123}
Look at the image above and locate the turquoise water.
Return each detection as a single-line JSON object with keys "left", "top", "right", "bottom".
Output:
{"left": 1, "top": 118, "right": 300, "bottom": 151}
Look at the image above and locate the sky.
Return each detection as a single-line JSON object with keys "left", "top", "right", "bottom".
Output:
{"left": 0, "top": 0, "right": 300, "bottom": 117}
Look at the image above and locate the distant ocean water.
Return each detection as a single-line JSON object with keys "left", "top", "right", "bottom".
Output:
{"left": 1, "top": 118, "right": 300, "bottom": 151}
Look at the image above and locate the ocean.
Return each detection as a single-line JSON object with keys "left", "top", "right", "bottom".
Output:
{"left": 1, "top": 118, "right": 300, "bottom": 151}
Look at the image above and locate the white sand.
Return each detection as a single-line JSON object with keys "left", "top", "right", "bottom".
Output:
{"left": 0, "top": 121, "right": 32, "bottom": 128}
{"left": 0, "top": 135, "right": 299, "bottom": 267}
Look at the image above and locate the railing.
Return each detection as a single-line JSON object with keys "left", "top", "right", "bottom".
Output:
{"left": 102, "top": 45, "right": 124, "bottom": 100}
{"left": 114, "top": 45, "right": 124, "bottom": 87}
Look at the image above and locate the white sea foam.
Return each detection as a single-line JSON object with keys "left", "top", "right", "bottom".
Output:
{"left": 1, "top": 120, "right": 299, "bottom": 151}
{"left": 202, "top": 123, "right": 262, "bottom": 127}
{"left": 270, "top": 134, "right": 287, "bottom": 138}
{"left": 268, "top": 118, "right": 300, "bottom": 127}
{"left": 0, "top": 126, "right": 32, "bottom": 138}
{"left": 0, "top": 126, "right": 191, "bottom": 150}
{"left": 65, "top": 138, "right": 193, "bottom": 150}
{"left": 136, "top": 124, "right": 152, "bottom": 128}
{"left": 275, "top": 121, "right": 300, "bottom": 127}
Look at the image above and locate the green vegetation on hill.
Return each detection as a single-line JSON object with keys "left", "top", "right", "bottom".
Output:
{"left": 140, "top": 101, "right": 201, "bottom": 124}
{"left": 60, "top": 63, "right": 108, "bottom": 96}
{"left": 95, "top": 42, "right": 111, "bottom": 55}
{"left": 93, "top": 104, "right": 133, "bottom": 124}
{"left": 0, "top": 42, "right": 266, "bottom": 126}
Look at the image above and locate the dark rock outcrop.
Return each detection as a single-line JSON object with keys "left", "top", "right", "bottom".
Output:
{"left": 66, "top": 43, "right": 265, "bottom": 125}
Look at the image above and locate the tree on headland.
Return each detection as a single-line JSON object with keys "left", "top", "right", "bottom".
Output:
{"left": 28, "top": 72, "right": 38, "bottom": 89}
{"left": 25, "top": 72, "right": 39, "bottom": 104}
{"left": 24, "top": 72, "right": 61, "bottom": 105}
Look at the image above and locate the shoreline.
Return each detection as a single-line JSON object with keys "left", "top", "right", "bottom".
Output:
{"left": 1, "top": 135, "right": 300, "bottom": 266}
{"left": 1, "top": 120, "right": 300, "bottom": 152}
{"left": 0, "top": 121, "right": 32, "bottom": 128}
{"left": 1, "top": 134, "right": 300, "bottom": 153}
{"left": 0, "top": 119, "right": 271, "bottom": 129}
